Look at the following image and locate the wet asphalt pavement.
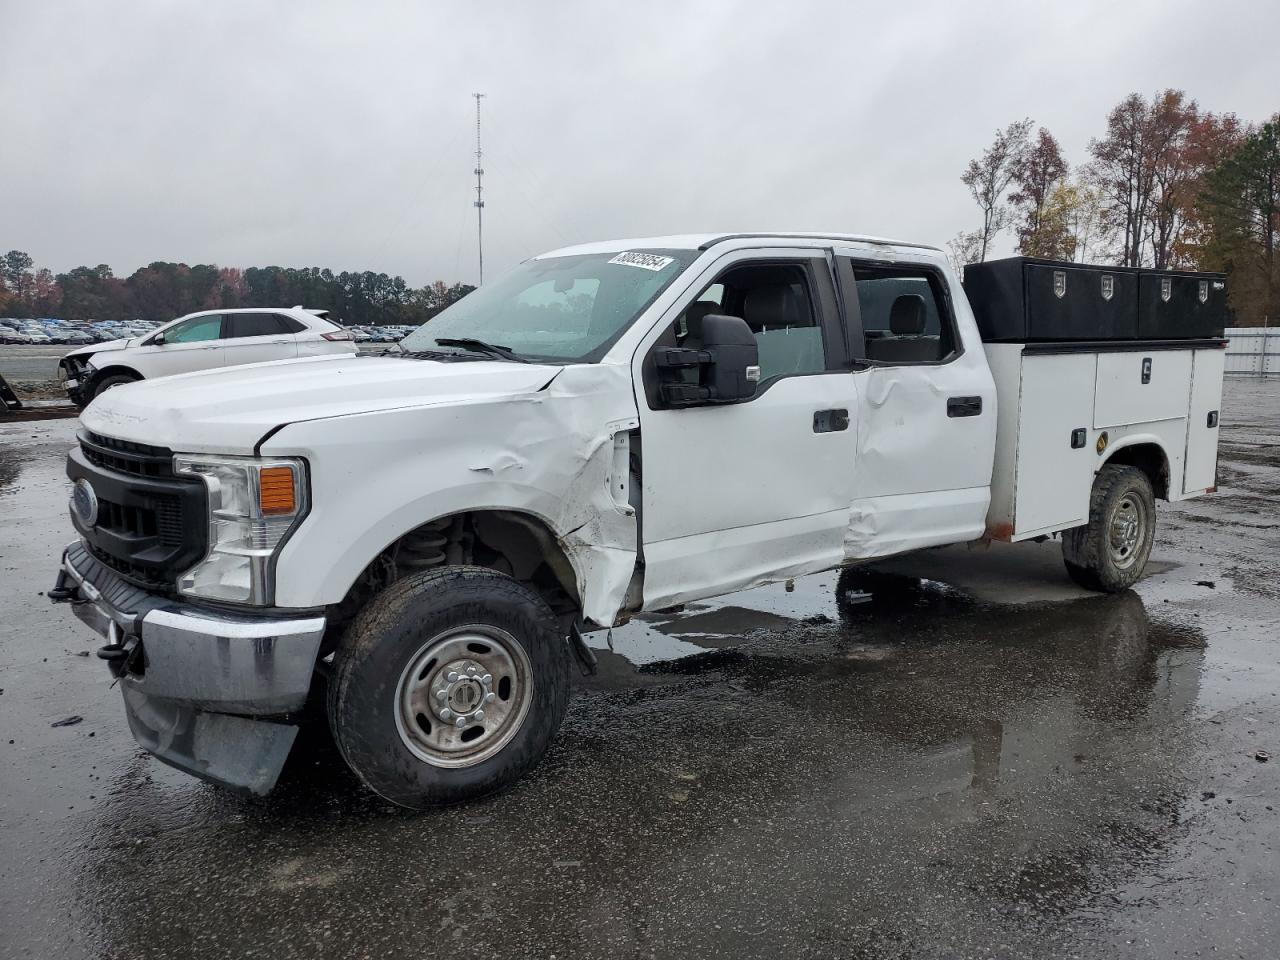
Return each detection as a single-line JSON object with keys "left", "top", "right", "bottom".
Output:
{"left": 3, "top": 381, "right": 1280, "bottom": 959}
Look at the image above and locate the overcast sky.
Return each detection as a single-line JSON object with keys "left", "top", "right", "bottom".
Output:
{"left": 3, "top": 0, "right": 1277, "bottom": 287}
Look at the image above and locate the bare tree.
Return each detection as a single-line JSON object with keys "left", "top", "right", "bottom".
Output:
{"left": 946, "top": 230, "right": 983, "bottom": 275}
{"left": 962, "top": 119, "right": 1032, "bottom": 261}
{"left": 1145, "top": 90, "right": 1200, "bottom": 268}
{"left": 1088, "top": 93, "right": 1156, "bottom": 267}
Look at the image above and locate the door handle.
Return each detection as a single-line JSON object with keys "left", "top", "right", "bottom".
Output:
{"left": 947, "top": 396, "right": 982, "bottom": 418}
{"left": 813, "top": 409, "right": 849, "bottom": 433}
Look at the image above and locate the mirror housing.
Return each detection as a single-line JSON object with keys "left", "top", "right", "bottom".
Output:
{"left": 654, "top": 314, "right": 759, "bottom": 407}
{"left": 150, "top": 332, "right": 166, "bottom": 345}
{"left": 700, "top": 314, "right": 759, "bottom": 401}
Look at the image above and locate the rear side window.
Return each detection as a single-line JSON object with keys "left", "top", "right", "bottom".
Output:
{"left": 226, "top": 313, "right": 296, "bottom": 338}
{"left": 848, "top": 265, "right": 957, "bottom": 364}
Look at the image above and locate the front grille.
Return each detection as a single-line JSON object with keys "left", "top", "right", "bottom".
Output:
{"left": 69, "top": 433, "right": 207, "bottom": 590}
{"left": 93, "top": 492, "right": 184, "bottom": 546}
{"left": 80, "top": 432, "right": 174, "bottom": 479}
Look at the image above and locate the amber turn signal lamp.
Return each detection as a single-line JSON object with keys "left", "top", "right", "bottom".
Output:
{"left": 259, "top": 466, "right": 297, "bottom": 515}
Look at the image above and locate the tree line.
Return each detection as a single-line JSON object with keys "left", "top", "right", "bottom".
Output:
{"left": 0, "top": 253, "right": 475, "bottom": 326}
{"left": 953, "top": 90, "right": 1278, "bottom": 326}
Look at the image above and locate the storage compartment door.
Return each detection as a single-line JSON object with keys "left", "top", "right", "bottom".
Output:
{"left": 1183, "top": 348, "right": 1225, "bottom": 494}
{"left": 1013, "top": 353, "right": 1096, "bottom": 535}
{"left": 1094, "top": 351, "right": 1192, "bottom": 428}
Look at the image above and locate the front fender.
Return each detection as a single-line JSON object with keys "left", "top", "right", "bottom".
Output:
{"left": 263, "top": 365, "right": 639, "bottom": 626}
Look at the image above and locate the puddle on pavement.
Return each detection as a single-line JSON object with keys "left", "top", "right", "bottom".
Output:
{"left": 69, "top": 567, "right": 1222, "bottom": 960}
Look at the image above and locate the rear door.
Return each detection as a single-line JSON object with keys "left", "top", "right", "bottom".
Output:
{"left": 634, "top": 249, "right": 859, "bottom": 609}
{"left": 222, "top": 312, "right": 300, "bottom": 367}
{"left": 835, "top": 254, "right": 996, "bottom": 556}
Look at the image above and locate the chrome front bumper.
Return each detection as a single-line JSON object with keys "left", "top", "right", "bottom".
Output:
{"left": 52, "top": 541, "right": 326, "bottom": 794}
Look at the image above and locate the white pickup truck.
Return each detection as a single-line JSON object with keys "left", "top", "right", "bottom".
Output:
{"left": 50, "top": 234, "right": 1226, "bottom": 808}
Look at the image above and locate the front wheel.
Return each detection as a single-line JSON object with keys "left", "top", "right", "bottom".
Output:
{"left": 92, "top": 372, "right": 140, "bottom": 400}
{"left": 1062, "top": 464, "right": 1156, "bottom": 593}
{"left": 327, "top": 565, "right": 570, "bottom": 808}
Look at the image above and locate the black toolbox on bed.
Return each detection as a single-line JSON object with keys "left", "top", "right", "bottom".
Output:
{"left": 962, "top": 257, "right": 1226, "bottom": 342}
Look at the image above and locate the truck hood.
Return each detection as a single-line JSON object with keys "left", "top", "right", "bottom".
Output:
{"left": 66, "top": 338, "right": 132, "bottom": 360}
{"left": 80, "top": 355, "right": 562, "bottom": 454}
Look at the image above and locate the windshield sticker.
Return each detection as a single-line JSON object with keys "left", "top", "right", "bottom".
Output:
{"left": 608, "top": 251, "right": 675, "bottom": 272}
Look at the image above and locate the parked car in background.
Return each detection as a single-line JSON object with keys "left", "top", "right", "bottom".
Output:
{"left": 58, "top": 306, "right": 357, "bottom": 405}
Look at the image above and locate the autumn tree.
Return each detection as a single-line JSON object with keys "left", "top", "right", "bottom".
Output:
{"left": 962, "top": 119, "right": 1032, "bottom": 261}
{"left": 1170, "top": 111, "right": 1246, "bottom": 267}
{"left": 1010, "top": 128, "right": 1069, "bottom": 256}
{"left": 1200, "top": 117, "right": 1280, "bottom": 325}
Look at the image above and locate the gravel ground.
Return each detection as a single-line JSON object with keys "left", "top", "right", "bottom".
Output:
{"left": 1, "top": 380, "right": 1278, "bottom": 960}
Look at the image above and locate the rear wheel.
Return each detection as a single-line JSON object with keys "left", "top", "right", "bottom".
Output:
{"left": 1062, "top": 464, "right": 1155, "bottom": 593}
{"left": 327, "top": 565, "right": 570, "bottom": 808}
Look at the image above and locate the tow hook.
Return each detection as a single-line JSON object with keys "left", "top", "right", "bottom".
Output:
{"left": 48, "top": 568, "right": 77, "bottom": 603}
{"left": 96, "top": 622, "right": 142, "bottom": 678}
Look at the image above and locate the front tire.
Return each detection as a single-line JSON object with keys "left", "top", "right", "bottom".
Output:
{"left": 92, "top": 372, "right": 140, "bottom": 399}
{"left": 327, "top": 565, "right": 570, "bottom": 808}
{"left": 1062, "top": 464, "right": 1156, "bottom": 593}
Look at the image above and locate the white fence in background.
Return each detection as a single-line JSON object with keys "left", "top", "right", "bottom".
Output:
{"left": 1225, "top": 326, "right": 1280, "bottom": 378}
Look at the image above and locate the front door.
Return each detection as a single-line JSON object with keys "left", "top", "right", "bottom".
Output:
{"left": 134, "top": 312, "right": 226, "bottom": 378}
{"left": 634, "top": 251, "right": 858, "bottom": 609}
{"left": 834, "top": 253, "right": 996, "bottom": 556}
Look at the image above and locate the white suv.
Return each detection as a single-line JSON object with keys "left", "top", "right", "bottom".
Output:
{"left": 59, "top": 307, "right": 357, "bottom": 404}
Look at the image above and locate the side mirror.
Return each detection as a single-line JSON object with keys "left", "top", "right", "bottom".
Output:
{"left": 654, "top": 314, "right": 759, "bottom": 406}
{"left": 150, "top": 332, "right": 166, "bottom": 345}
{"left": 700, "top": 314, "right": 759, "bottom": 400}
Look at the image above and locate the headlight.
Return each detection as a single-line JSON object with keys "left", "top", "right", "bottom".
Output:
{"left": 173, "top": 454, "right": 309, "bottom": 605}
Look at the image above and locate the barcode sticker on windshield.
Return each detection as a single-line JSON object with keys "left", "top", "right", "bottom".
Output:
{"left": 608, "top": 251, "right": 675, "bottom": 272}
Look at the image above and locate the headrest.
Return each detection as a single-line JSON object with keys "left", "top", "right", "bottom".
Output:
{"left": 682, "top": 300, "right": 723, "bottom": 339}
{"left": 889, "top": 294, "right": 926, "bottom": 335}
{"left": 743, "top": 285, "right": 800, "bottom": 331}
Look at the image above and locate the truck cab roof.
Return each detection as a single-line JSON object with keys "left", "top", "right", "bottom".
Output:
{"left": 536, "top": 233, "right": 943, "bottom": 260}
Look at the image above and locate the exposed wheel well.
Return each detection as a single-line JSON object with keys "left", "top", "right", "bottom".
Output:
{"left": 322, "top": 510, "right": 582, "bottom": 653}
{"left": 1102, "top": 443, "right": 1170, "bottom": 500}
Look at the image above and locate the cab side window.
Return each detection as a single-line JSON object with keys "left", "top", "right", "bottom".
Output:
{"left": 850, "top": 266, "right": 956, "bottom": 364}
{"left": 163, "top": 314, "right": 224, "bottom": 343}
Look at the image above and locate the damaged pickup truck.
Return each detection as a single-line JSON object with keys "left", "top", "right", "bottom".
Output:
{"left": 50, "top": 234, "right": 1227, "bottom": 808}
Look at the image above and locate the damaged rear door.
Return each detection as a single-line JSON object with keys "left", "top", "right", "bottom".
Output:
{"left": 633, "top": 249, "right": 858, "bottom": 609}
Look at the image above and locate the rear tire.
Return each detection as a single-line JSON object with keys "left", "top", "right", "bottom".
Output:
{"left": 327, "top": 565, "right": 570, "bottom": 809}
{"left": 92, "top": 372, "right": 140, "bottom": 399}
{"left": 1062, "top": 464, "right": 1155, "bottom": 593}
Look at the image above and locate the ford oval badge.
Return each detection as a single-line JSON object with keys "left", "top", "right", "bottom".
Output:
{"left": 71, "top": 478, "right": 99, "bottom": 528}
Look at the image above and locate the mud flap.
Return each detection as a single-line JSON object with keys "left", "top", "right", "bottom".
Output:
{"left": 121, "top": 685, "right": 298, "bottom": 795}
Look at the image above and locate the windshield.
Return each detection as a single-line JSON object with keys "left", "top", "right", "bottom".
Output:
{"left": 400, "top": 249, "right": 696, "bottom": 362}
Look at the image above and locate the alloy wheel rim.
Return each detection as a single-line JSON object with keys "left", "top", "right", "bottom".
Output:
{"left": 393, "top": 625, "right": 533, "bottom": 768}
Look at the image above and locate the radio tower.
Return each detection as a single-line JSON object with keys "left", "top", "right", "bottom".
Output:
{"left": 472, "top": 92, "right": 486, "bottom": 285}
